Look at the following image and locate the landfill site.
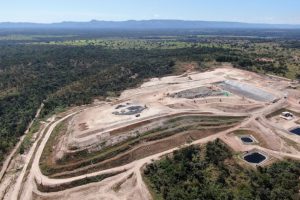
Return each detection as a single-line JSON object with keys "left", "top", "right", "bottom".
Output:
{"left": 1, "top": 66, "right": 300, "bottom": 200}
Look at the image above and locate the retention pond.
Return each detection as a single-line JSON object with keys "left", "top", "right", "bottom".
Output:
{"left": 243, "top": 152, "right": 267, "bottom": 164}
{"left": 240, "top": 136, "right": 254, "bottom": 144}
{"left": 290, "top": 127, "right": 300, "bottom": 136}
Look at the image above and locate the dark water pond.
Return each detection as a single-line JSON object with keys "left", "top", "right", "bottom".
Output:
{"left": 290, "top": 128, "right": 300, "bottom": 136}
{"left": 241, "top": 136, "right": 254, "bottom": 143}
{"left": 244, "top": 152, "right": 266, "bottom": 164}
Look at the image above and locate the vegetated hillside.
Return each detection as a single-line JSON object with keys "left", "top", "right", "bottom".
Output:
{"left": 0, "top": 30, "right": 300, "bottom": 165}
{"left": 144, "top": 139, "right": 300, "bottom": 200}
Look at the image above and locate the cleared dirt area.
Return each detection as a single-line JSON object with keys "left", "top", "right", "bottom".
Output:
{"left": 2, "top": 66, "right": 300, "bottom": 200}
{"left": 41, "top": 115, "right": 243, "bottom": 178}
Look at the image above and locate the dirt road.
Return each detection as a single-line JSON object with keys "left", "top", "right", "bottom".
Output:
{"left": 0, "top": 104, "right": 44, "bottom": 183}
{"left": 2, "top": 67, "right": 300, "bottom": 200}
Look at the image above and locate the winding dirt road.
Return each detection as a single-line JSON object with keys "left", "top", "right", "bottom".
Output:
{"left": 2, "top": 68, "right": 300, "bottom": 200}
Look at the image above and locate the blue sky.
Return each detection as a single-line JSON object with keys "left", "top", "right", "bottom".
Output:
{"left": 1, "top": 0, "right": 300, "bottom": 24}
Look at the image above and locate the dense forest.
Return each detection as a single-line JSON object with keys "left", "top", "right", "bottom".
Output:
{"left": 0, "top": 29, "right": 300, "bottom": 164}
{"left": 144, "top": 140, "right": 300, "bottom": 200}
{"left": 0, "top": 44, "right": 219, "bottom": 163}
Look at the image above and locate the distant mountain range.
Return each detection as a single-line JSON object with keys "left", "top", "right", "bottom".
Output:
{"left": 1, "top": 20, "right": 300, "bottom": 29}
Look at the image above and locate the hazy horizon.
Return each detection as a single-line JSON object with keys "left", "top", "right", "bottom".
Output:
{"left": 1, "top": 19, "right": 300, "bottom": 26}
{"left": 1, "top": 0, "right": 300, "bottom": 24}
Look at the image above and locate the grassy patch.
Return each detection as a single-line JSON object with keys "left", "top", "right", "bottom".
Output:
{"left": 0, "top": 34, "right": 76, "bottom": 41}
{"left": 37, "top": 170, "right": 124, "bottom": 193}
{"left": 36, "top": 39, "right": 198, "bottom": 50}
{"left": 39, "top": 119, "right": 68, "bottom": 175}
{"left": 19, "top": 120, "right": 41, "bottom": 154}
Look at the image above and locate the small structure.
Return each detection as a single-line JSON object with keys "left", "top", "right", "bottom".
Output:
{"left": 280, "top": 112, "right": 294, "bottom": 120}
